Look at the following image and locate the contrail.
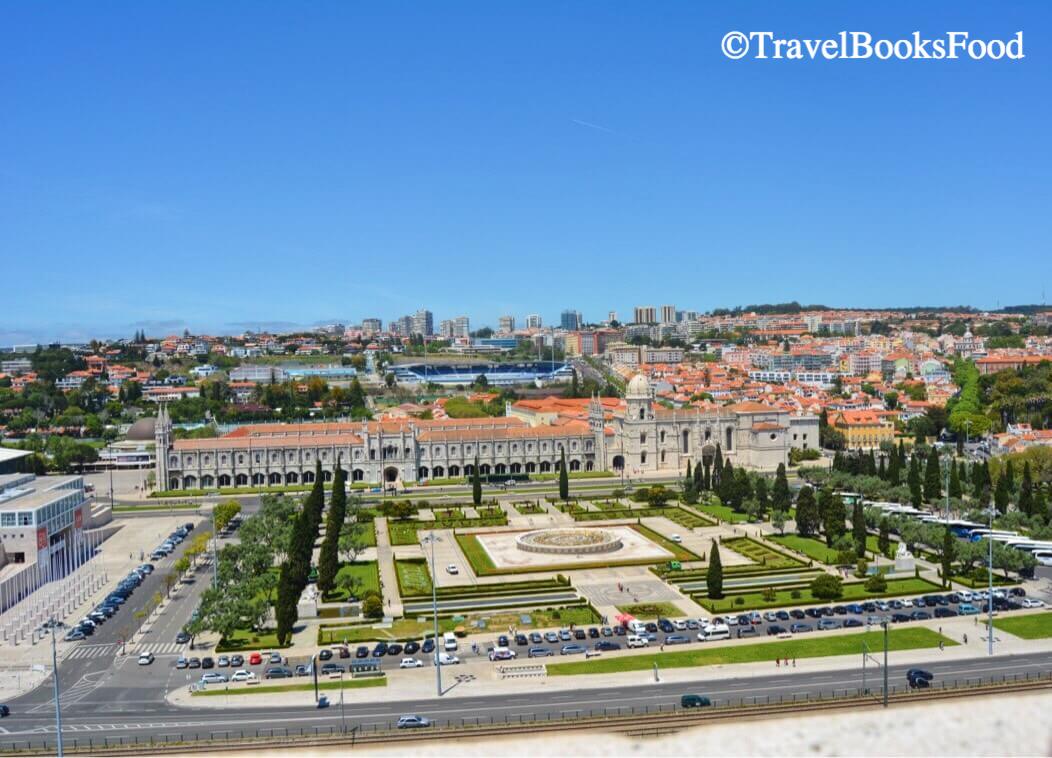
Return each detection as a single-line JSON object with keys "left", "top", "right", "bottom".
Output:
{"left": 572, "top": 119, "right": 618, "bottom": 135}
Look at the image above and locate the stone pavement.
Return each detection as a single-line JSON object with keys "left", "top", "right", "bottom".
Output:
{"left": 372, "top": 518, "right": 403, "bottom": 617}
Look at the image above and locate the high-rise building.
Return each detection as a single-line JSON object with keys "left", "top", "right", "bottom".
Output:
{"left": 361, "top": 318, "right": 382, "bottom": 334}
{"left": 498, "top": 315, "right": 516, "bottom": 333}
{"left": 633, "top": 306, "right": 657, "bottom": 324}
{"left": 607, "top": 311, "right": 618, "bottom": 324}
{"left": 411, "top": 309, "right": 433, "bottom": 337}
{"left": 391, "top": 315, "right": 413, "bottom": 336}
{"left": 453, "top": 315, "right": 470, "bottom": 338}
{"left": 525, "top": 314, "right": 543, "bottom": 329}
{"left": 560, "top": 310, "right": 582, "bottom": 331}
{"left": 660, "top": 305, "right": 677, "bottom": 324}
{"left": 438, "top": 319, "right": 454, "bottom": 338}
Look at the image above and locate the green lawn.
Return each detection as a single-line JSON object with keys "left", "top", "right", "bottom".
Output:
{"left": 769, "top": 534, "right": 838, "bottom": 564}
{"left": 696, "top": 577, "right": 942, "bottom": 614}
{"left": 721, "top": 537, "right": 804, "bottom": 570}
{"left": 395, "top": 558, "right": 433, "bottom": 596}
{"left": 318, "top": 604, "right": 599, "bottom": 644}
{"left": 193, "top": 676, "right": 387, "bottom": 696}
{"left": 548, "top": 627, "right": 954, "bottom": 675}
{"left": 216, "top": 628, "right": 289, "bottom": 652}
{"left": 695, "top": 502, "right": 749, "bottom": 524}
{"left": 631, "top": 524, "right": 701, "bottom": 561}
{"left": 322, "top": 561, "right": 381, "bottom": 603}
{"left": 993, "top": 612, "right": 1052, "bottom": 639}
{"left": 617, "top": 602, "right": 683, "bottom": 619}
{"left": 571, "top": 506, "right": 712, "bottom": 529}
{"left": 389, "top": 515, "right": 508, "bottom": 545}
{"left": 513, "top": 502, "right": 546, "bottom": 515}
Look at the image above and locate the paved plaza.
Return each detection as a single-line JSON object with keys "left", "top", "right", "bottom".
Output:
{"left": 474, "top": 525, "right": 673, "bottom": 570}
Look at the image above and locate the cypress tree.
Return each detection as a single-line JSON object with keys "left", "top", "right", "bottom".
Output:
{"left": 686, "top": 460, "right": 693, "bottom": 480}
{"left": 959, "top": 461, "right": 968, "bottom": 484}
{"left": 878, "top": 517, "right": 891, "bottom": 557}
{"left": 887, "top": 451, "right": 900, "bottom": 486}
{"left": 754, "top": 476, "right": 769, "bottom": 517}
{"left": 949, "top": 462, "right": 962, "bottom": 499}
{"left": 473, "top": 455, "right": 483, "bottom": 505}
{"left": 706, "top": 541, "right": 724, "bottom": 599}
{"left": 772, "top": 462, "right": 790, "bottom": 513}
{"left": 995, "top": 473, "right": 1010, "bottom": 514}
{"left": 795, "top": 485, "right": 820, "bottom": 537}
{"left": 1034, "top": 484, "right": 1048, "bottom": 521}
{"left": 1019, "top": 461, "right": 1034, "bottom": 516}
{"left": 1005, "top": 460, "right": 1016, "bottom": 491}
{"left": 908, "top": 455, "right": 922, "bottom": 508}
{"left": 897, "top": 440, "right": 906, "bottom": 468}
{"left": 923, "top": 447, "right": 942, "bottom": 501}
{"left": 558, "top": 450, "right": 568, "bottom": 501}
{"left": 852, "top": 501, "right": 867, "bottom": 559}
{"left": 712, "top": 444, "right": 723, "bottom": 486}
{"left": 866, "top": 450, "right": 877, "bottom": 477}
{"left": 702, "top": 461, "right": 711, "bottom": 491}
{"left": 973, "top": 461, "right": 986, "bottom": 499}
{"left": 818, "top": 487, "right": 837, "bottom": 546}
{"left": 940, "top": 526, "right": 956, "bottom": 588}
{"left": 878, "top": 456, "right": 886, "bottom": 481}
{"left": 694, "top": 459, "right": 705, "bottom": 491}
{"left": 317, "top": 463, "right": 346, "bottom": 594}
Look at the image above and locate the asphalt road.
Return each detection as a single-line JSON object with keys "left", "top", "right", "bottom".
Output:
{"left": 1, "top": 651, "right": 1049, "bottom": 751}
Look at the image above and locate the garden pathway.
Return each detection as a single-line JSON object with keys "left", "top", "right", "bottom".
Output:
{"left": 373, "top": 517, "right": 404, "bottom": 617}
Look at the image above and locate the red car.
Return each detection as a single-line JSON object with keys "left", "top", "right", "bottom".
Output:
{"left": 248, "top": 651, "right": 263, "bottom": 665}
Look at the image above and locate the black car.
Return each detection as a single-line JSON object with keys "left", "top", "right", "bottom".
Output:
{"left": 613, "top": 625, "right": 626, "bottom": 636}
{"left": 891, "top": 613, "right": 911, "bottom": 623}
{"left": 594, "top": 640, "right": 621, "bottom": 651}
{"left": 657, "top": 619, "right": 675, "bottom": 633}
{"left": 573, "top": 629, "right": 586, "bottom": 640}
{"left": 1010, "top": 587, "right": 1026, "bottom": 597}
{"left": 265, "top": 666, "right": 293, "bottom": 679}
{"left": 176, "top": 631, "right": 191, "bottom": 644}
{"left": 934, "top": 607, "right": 958, "bottom": 618}
{"left": 497, "top": 635, "right": 509, "bottom": 647}
{"left": 805, "top": 608, "right": 822, "bottom": 619}
{"left": 352, "top": 646, "right": 367, "bottom": 658}
{"left": 515, "top": 634, "right": 528, "bottom": 646}
{"left": 422, "top": 639, "right": 435, "bottom": 654}
{"left": 387, "top": 643, "right": 403, "bottom": 656}
{"left": 587, "top": 627, "right": 600, "bottom": 639}
{"left": 644, "top": 622, "right": 658, "bottom": 634}
{"left": 320, "top": 663, "right": 345, "bottom": 674}
{"left": 775, "top": 610, "right": 790, "bottom": 621}
{"left": 201, "top": 657, "right": 215, "bottom": 669}
{"left": 861, "top": 602, "right": 877, "bottom": 613}
{"left": 907, "top": 668, "right": 934, "bottom": 689}
{"left": 372, "top": 642, "right": 388, "bottom": 657}
{"left": 230, "top": 655, "right": 244, "bottom": 667}
{"left": 843, "top": 618, "right": 864, "bottom": 628}
{"left": 910, "top": 610, "right": 932, "bottom": 621}
{"left": 832, "top": 606, "right": 847, "bottom": 615}
{"left": 789, "top": 609, "right": 806, "bottom": 619}
{"left": 767, "top": 625, "right": 787, "bottom": 636}
{"left": 0, "top": 705, "right": 9, "bottom": 717}
{"left": 319, "top": 649, "right": 333, "bottom": 661}
{"left": 948, "top": 593, "right": 961, "bottom": 603}
{"left": 404, "top": 641, "right": 420, "bottom": 655}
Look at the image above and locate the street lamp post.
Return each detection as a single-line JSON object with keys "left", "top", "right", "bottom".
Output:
{"left": 424, "top": 531, "right": 442, "bottom": 697}
{"left": 987, "top": 507, "right": 995, "bottom": 656}
{"left": 210, "top": 501, "right": 219, "bottom": 590}
{"left": 50, "top": 621, "right": 64, "bottom": 756}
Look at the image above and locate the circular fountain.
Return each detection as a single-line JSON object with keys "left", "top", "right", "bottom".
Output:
{"left": 515, "top": 527, "right": 623, "bottom": 555}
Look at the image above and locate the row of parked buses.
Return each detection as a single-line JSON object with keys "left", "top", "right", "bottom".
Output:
{"left": 863, "top": 498, "right": 1052, "bottom": 568}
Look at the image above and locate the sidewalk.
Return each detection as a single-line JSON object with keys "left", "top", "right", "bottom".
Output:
{"left": 167, "top": 612, "right": 1048, "bottom": 710}
{"left": 373, "top": 517, "right": 403, "bottom": 617}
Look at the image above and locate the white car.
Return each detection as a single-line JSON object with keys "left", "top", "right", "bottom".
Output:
{"left": 901, "top": 598, "right": 914, "bottom": 608}
{"left": 672, "top": 619, "right": 687, "bottom": 631}
{"left": 446, "top": 564, "right": 459, "bottom": 575}
{"left": 200, "top": 673, "right": 228, "bottom": 685}
{"left": 137, "top": 652, "right": 155, "bottom": 666}
{"left": 230, "top": 669, "right": 257, "bottom": 682}
{"left": 1021, "top": 598, "right": 1045, "bottom": 608}
{"left": 400, "top": 657, "right": 424, "bottom": 668}
{"left": 959, "top": 590, "right": 974, "bottom": 602}
{"left": 670, "top": 534, "right": 683, "bottom": 543}
{"left": 436, "top": 652, "right": 460, "bottom": 665}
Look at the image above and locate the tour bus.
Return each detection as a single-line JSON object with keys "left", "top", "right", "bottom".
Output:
{"left": 1033, "top": 550, "right": 1052, "bottom": 567}
{"left": 443, "top": 632, "right": 458, "bottom": 652}
{"left": 967, "top": 529, "right": 1021, "bottom": 542}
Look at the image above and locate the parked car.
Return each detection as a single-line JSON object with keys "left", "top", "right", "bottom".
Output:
{"left": 665, "top": 634, "right": 691, "bottom": 645}
{"left": 187, "top": 658, "right": 201, "bottom": 669}
{"left": 216, "top": 655, "right": 230, "bottom": 668}
{"left": 790, "top": 623, "right": 813, "bottom": 634}
{"left": 356, "top": 646, "right": 370, "bottom": 659}
{"left": 560, "top": 644, "right": 587, "bottom": 655}
{"left": 817, "top": 619, "right": 841, "bottom": 631}
{"left": 201, "top": 657, "right": 215, "bottom": 669}
{"left": 766, "top": 625, "right": 787, "bottom": 636}
{"left": 200, "top": 673, "right": 227, "bottom": 684}
{"left": 399, "top": 658, "right": 424, "bottom": 668}
{"left": 264, "top": 666, "right": 293, "bottom": 679}
{"left": 175, "top": 657, "right": 188, "bottom": 669}
{"left": 230, "top": 670, "right": 256, "bottom": 683}
{"left": 320, "top": 663, "right": 346, "bottom": 674}
{"left": 319, "top": 649, "right": 333, "bottom": 661}
{"left": 404, "top": 641, "right": 421, "bottom": 654}
{"left": 230, "top": 655, "right": 244, "bottom": 667}
{"left": 528, "top": 647, "right": 553, "bottom": 658}
{"left": 595, "top": 641, "right": 621, "bottom": 651}
{"left": 248, "top": 652, "right": 263, "bottom": 665}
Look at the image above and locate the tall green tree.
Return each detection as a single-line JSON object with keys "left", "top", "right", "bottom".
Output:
{"left": 317, "top": 463, "right": 346, "bottom": 594}
{"left": 706, "top": 541, "right": 724, "bottom": 599}
{"left": 878, "top": 517, "right": 892, "bottom": 557}
{"left": 1005, "top": 460, "right": 1016, "bottom": 491}
{"left": 772, "top": 463, "right": 791, "bottom": 513}
{"left": 923, "top": 447, "right": 942, "bottom": 501}
{"left": 949, "top": 462, "right": 962, "bottom": 499}
{"left": 795, "top": 485, "right": 820, "bottom": 537}
{"left": 1019, "top": 461, "right": 1034, "bottom": 516}
{"left": 908, "top": 455, "right": 923, "bottom": 507}
{"left": 994, "top": 473, "right": 1011, "bottom": 514}
{"left": 712, "top": 444, "right": 724, "bottom": 486}
{"left": 472, "top": 456, "right": 482, "bottom": 505}
{"left": 558, "top": 449, "right": 569, "bottom": 501}
{"left": 754, "top": 476, "right": 769, "bottom": 517}
{"left": 887, "top": 450, "right": 901, "bottom": 486}
{"left": 818, "top": 488, "right": 843, "bottom": 546}
{"left": 940, "top": 526, "right": 957, "bottom": 588}
{"left": 852, "top": 501, "right": 867, "bottom": 559}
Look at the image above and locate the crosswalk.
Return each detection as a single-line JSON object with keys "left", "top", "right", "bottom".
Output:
{"left": 133, "top": 642, "right": 186, "bottom": 657}
{"left": 64, "top": 643, "right": 117, "bottom": 660}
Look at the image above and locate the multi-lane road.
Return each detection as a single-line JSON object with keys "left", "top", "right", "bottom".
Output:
{"left": 1, "top": 650, "right": 1050, "bottom": 752}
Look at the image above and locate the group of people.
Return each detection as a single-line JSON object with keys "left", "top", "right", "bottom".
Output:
{"left": 775, "top": 658, "right": 796, "bottom": 667}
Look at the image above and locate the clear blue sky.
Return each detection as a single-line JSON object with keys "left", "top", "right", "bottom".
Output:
{"left": 2, "top": 2, "right": 1050, "bottom": 343}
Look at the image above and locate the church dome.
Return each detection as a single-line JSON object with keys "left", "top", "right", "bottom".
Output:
{"left": 126, "top": 417, "right": 157, "bottom": 441}
{"left": 626, "top": 373, "right": 651, "bottom": 397}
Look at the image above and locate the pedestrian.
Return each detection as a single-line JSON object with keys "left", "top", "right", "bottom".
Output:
{"left": 792, "top": 658, "right": 796, "bottom": 667}
{"left": 660, "top": 644, "right": 664, "bottom": 652}
{"left": 939, "top": 641, "right": 944, "bottom": 651}
{"left": 938, "top": 626, "right": 942, "bottom": 636}
{"left": 964, "top": 633, "right": 968, "bottom": 644}
{"left": 776, "top": 658, "right": 780, "bottom": 667}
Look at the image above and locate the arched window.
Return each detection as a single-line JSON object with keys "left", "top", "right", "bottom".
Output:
{"left": 682, "top": 429, "right": 690, "bottom": 452}
{"left": 640, "top": 451, "right": 647, "bottom": 464}
{"left": 726, "top": 426, "right": 734, "bottom": 450}
{"left": 639, "top": 408, "right": 645, "bottom": 420}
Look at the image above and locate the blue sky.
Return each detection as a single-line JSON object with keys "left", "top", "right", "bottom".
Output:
{"left": 2, "top": 2, "right": 1050, "bottom": 342}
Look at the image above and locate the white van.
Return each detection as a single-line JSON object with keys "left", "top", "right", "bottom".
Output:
{"left": 627, "top": 620, "right": 647, "bottom": 635}
{"left": 626, "top": 634, "right": 649, "bottom": 648}
{"left": 698, "top": 623, "right": 730, "bottom": 642}
{"left": 443, "top": 632, "right": 458, "bottom": 652}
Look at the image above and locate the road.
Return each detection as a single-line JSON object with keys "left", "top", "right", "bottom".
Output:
{"left": 1, "top": 651, "right": 1049, "bottom": 751}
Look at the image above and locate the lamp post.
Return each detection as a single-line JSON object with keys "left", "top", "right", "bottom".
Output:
{"left": 423, "top": 531, "right": 442, "bottom": 697}
{"left": 986, "top": 507, "right": 995, "bottom": 656}
{"left": 49, "top": 621, "right": 64, "bottom": 756}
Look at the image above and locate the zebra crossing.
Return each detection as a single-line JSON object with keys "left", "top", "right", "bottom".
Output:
{"left": 133, "top": 642, "right": 186, "bottom": 657}
{"left": 64, "top": 643, "right": 117, "bottom": 660}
